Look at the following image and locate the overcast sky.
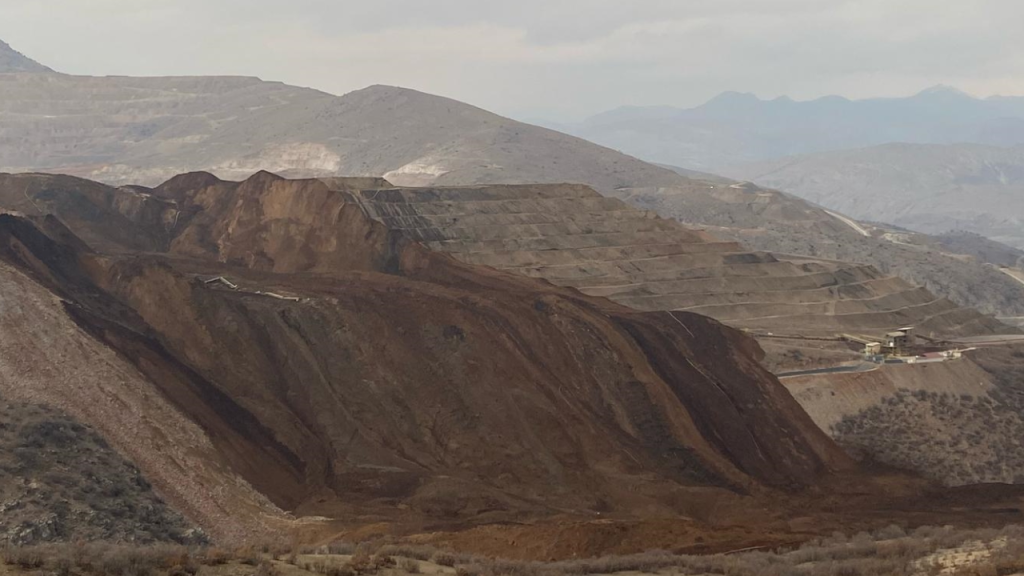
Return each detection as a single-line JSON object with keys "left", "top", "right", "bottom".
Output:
{"left": 2, "top": 0, "right": 1022, "bottom": 121}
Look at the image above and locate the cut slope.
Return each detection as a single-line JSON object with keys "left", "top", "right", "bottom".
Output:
{"left": 783, "top": 346, "right": 1024, "bottom": 487}
{"left": 347, "top": 182, "right": 1012, "bottom": 353}
{"left": 0, "top": 172, "right": 852, "bottom": 535}
{"left": 615, "top": 179, "right": 1024, "bottom": 319}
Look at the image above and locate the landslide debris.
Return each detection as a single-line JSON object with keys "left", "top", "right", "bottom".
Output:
{"left": 0, "top": 171, "right": 852, "bottom": 539}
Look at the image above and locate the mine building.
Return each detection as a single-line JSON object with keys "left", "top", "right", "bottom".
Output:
{"left": 884, "top": 328, "right": 914, "bottom": 356}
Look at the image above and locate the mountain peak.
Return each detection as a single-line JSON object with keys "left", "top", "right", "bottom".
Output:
{"left": 0, "top": 39, "right": 53, "bottom": 73}
{"left": 705, "top": 91, "right": 762, "bottom": 106}
{"left": 914, "top": 84, "right": 973, "bottom": 99}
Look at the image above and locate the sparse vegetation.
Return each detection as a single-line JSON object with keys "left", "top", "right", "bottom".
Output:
{"left": 0, "top": 400, "right": 202, "bottom": 545}
{"left": 4, "top": 525, "right": 1023, "bottom": 576}
{"left": 832, "top": 383, "right": 1024, "bottom": 485}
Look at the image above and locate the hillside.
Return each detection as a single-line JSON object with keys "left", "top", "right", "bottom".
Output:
{"left": 0, "top": 400, "right": 199, "bottom": 545}
{"left": 725, "top": 143, "right": 1024, "bottom": 250}
{"left": 0, "top": 75, "right": 680, "bottom": 192}
{"left": 0, "top": 39, "right": 1022, "bottom": 321}
{"left": 615, "top": 180, "right": 1024, "bottom": 320}
{"left": 0, "top": 171, "right": 859, "bottom": 544}
{"left": 781, "top": 342, "right": 1024, "bottom": 487}
{"left": 934, "top": 230, "right": 1024, "bottom": 267}
{"left": 349, "top": 182, "right": 1012, "bottom": 351}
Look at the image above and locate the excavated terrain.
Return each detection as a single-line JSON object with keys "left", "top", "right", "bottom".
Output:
{"left": 4, "top": 171, "right": 1024, "bottom": 553}
{"left": 0, "top": 171, "right": 862, "bottom": 543}
{"left": 347, "top": 182, "right": 1011, "bottom": 367}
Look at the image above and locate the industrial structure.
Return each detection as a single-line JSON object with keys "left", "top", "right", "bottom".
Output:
{"left": 843, "top": 326, "right": 916, "bottom": 358}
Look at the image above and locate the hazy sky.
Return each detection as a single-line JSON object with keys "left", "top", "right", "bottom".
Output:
{"left": 2, "top": 0, "right": 1022, "bottom": 120}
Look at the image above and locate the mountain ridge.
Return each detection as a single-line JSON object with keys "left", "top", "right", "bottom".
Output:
{"left": 557, "top": 86, "right": 1024, "bottom": 171}
{"left": 0, "top": 39, "right": 53, "bottom": 73}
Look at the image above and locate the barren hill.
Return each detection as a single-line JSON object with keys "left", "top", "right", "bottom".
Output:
{"left": 0, "top": 74, "right": 680, "bottom": 192}
{"left": 726, "top": 143, "right": 1024, "bottom": 250}
{"left": 0, "top": 39, "right": 1022, "bottom": 322}
{"left": 0, "top": 171, "right": 853, "bottom": 542}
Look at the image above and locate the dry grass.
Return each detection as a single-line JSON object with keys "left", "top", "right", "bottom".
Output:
{"left": 3, "top": 524, "right": 1024, "bottom": 576}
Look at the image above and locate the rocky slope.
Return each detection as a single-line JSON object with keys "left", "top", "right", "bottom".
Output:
{"left": 726, "top": 143, "right": 1024, "bottom": 250}
{"left": 348, "top": 182, "right": 1012, "bottom": 352}
{"left": 617, "top": 178, "right": 1024, "bottom": 319}
{"left": 934, "top": 231, "right": 1024, "bottom": 268}
{"left": 0, "top": 171, "right": 856, "bottom": 541}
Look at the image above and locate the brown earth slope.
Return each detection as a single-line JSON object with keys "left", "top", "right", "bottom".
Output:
{"left": 0, "top": 171, "right": 854, "bottom": 542}
{"left": 341, "top": 181, "right": 1014, "bottom": 370}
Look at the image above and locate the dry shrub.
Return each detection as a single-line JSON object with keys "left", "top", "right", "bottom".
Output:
{"left": 327, "top": 541, "right": 357, "bottom": 555}
{"left": 200, "top": 547, "right": 231, "bottom": 566}
{"left": 0, "top": 523, "right": 1020, "bottom": 576}
{"left": 371, "top": 553, "right": 396, "bottom": 570}
{"left": 255, "top": 559, "right": 281, "bottom": 576}
{"left": 346, "top": 550, "right": 375, "bottom": 575}
{"left": 97, "top": 546, "right": 168, "bottom": 576}
{"left": 378, "top": 544, "right": 437, "bottom": 561}
{"left": 2, "top": 546, "right": 44, "bottom": 569}
{"left": 236, "top": 545, "right": 262, "bottom": 566}
{"left": 432, "top": 551, "right": 458, "bottom": 567}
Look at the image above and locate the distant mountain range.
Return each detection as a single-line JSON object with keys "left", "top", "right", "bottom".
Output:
{"left": 726, "top": 143, "right": 1024, "bottom": 249}
{"left": 547, "top": 86, "right": 1024, "bottom": 250}
{"left": 554, "top": 86, "right": 1024, "bottom": 171}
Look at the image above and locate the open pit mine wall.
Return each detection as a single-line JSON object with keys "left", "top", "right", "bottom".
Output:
{"left": 0, "top": 172, "right": 852, "bottom": 538}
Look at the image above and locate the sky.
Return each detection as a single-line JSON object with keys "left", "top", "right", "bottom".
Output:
{"left": 2, "top": 0, "right": 1023, "bottom": 121}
